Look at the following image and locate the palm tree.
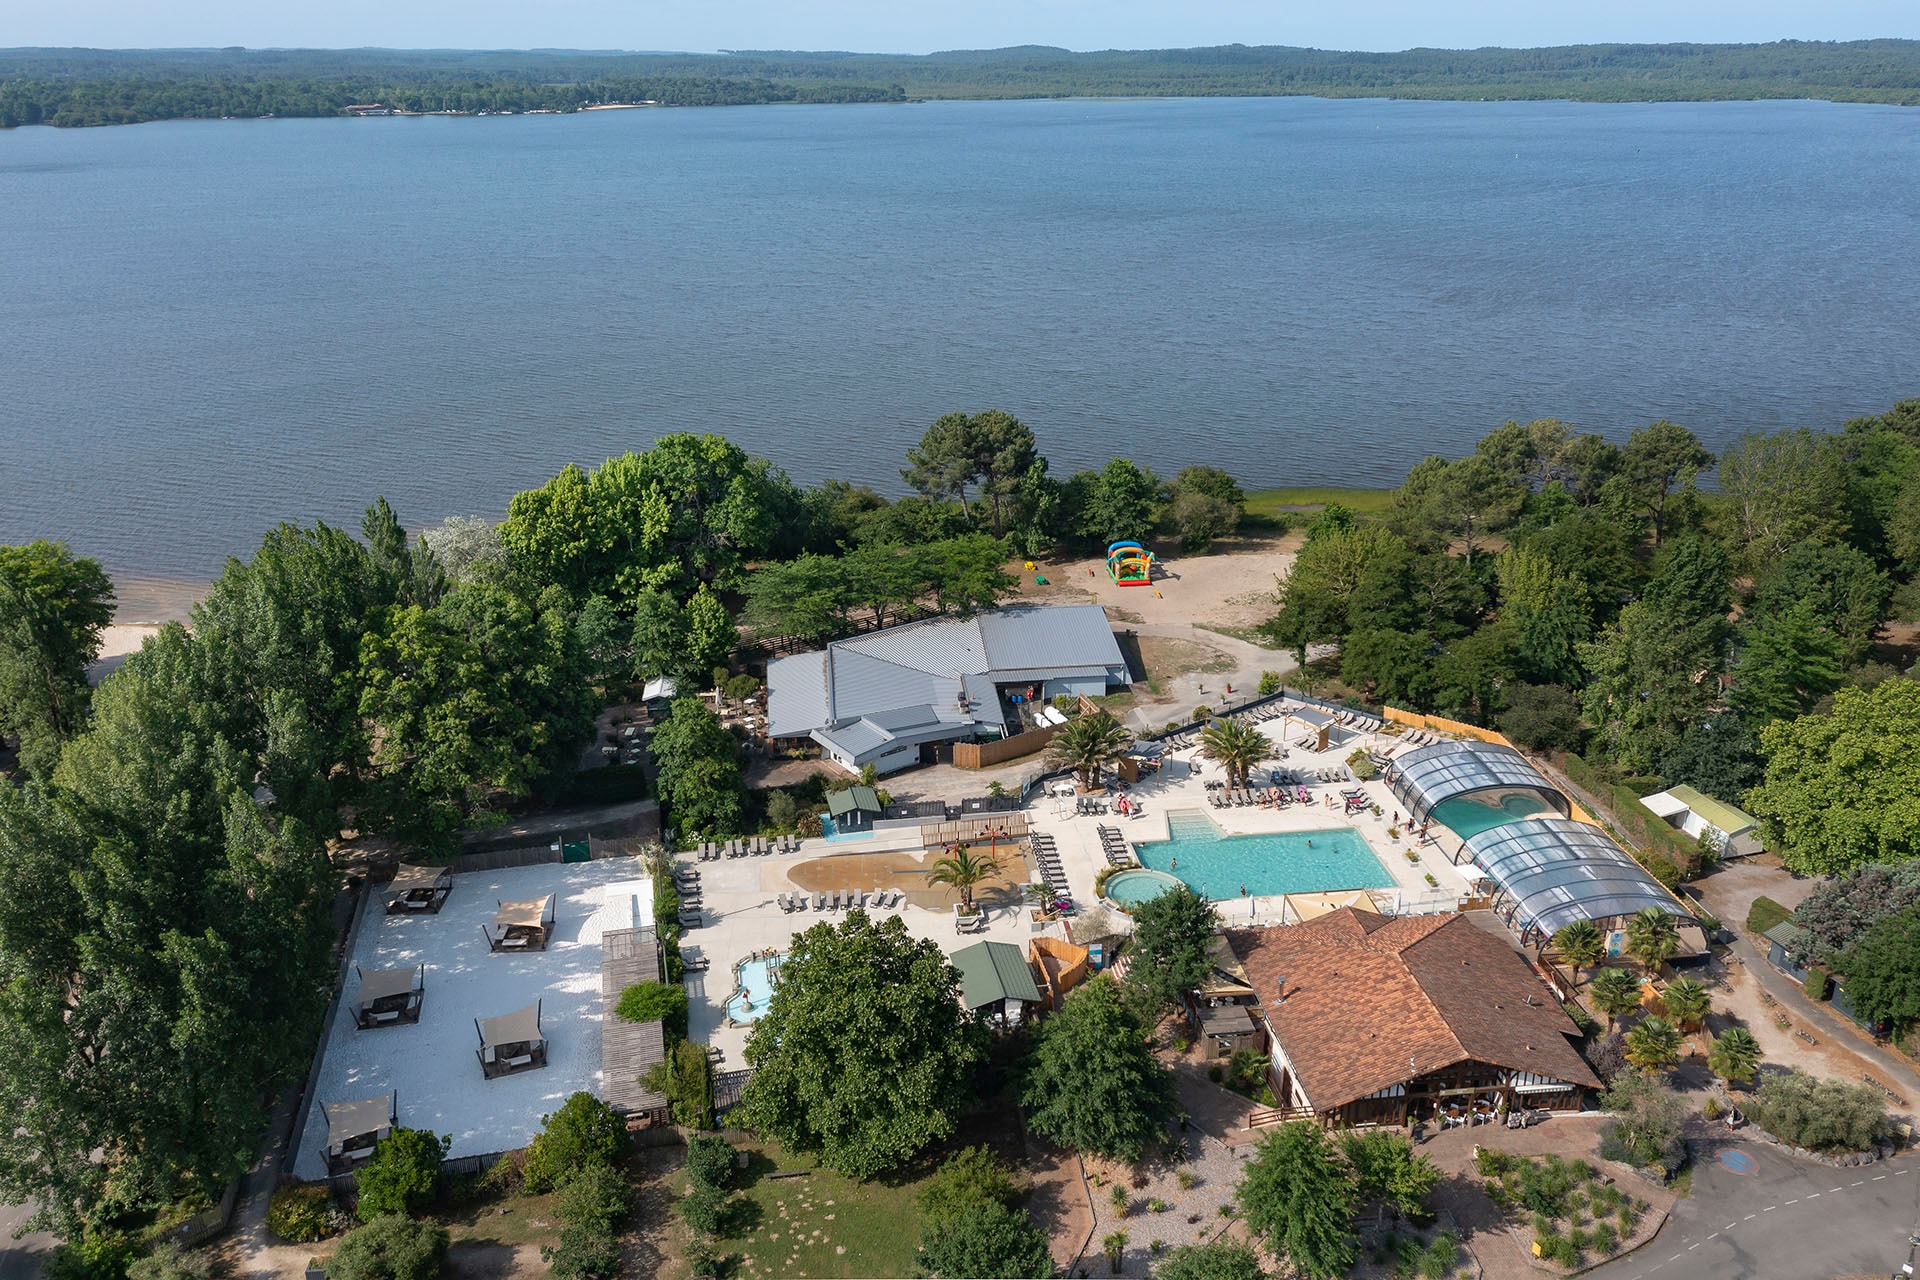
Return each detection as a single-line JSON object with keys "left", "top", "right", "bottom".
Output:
{"left": 1625, "top": 908, "right": 1680, "bottom": 973}
{"left": 1047, "top": 711, "right": 1134, "bottom": 790}
{"left": 925, "top": 843, "right": 1000, "bottom": 911}
{"left": 1198, "top": 715, "right": 1275, "bottom": 788}
{"left": 1661, "top": 976, "right": 1710, "bottom": 1030}
{"left": 1707, "top": 1026, "right": 1762, "bottom": 1090}
{"left": 1623, "top": 1016, "right": 1683, "bottom": 1073}
{"left": 1589, "top": 967, "right": 1644, "bottom": 1031}
{"left": 1102, "top": 1231, "right": 1129, "bottom": 1276}
{"left": 1552, "top": 920, "right": 1606, "bottom": 980}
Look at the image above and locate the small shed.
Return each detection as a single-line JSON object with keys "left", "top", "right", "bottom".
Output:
{"left": 352, "top": 965, "right": 425, "bottom": 1029}
{"left": 384, "top": 863, "right": 452, "bottom": 915}
{"left": 322, "top": 1092, "right": 396, "bottom": 1174}
{"left": 953, "top": 940, "right": 1044, "bottom": 1028}
{"left": 826, "top": 785, "right": 884, "bottom": 832}
{"left": 1640, "top": 786, "right": 1761, "bottom": 858}
{"left": 484, "top": 894, "right": 556, "bottom": 952}
{"left": 476, "top": 1000, "right": 547, "bottom": 1078}
{"left": 1763, "top": 920, "right": 1814, "bottom": 982}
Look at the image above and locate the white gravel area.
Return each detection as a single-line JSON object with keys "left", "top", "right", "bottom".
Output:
{"left": 292, "top": 858, "right": 642, "bottom": 1179}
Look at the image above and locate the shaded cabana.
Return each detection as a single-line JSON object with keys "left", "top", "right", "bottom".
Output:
{"left": 384, "top": 863, "right": 452, "bottom": 915}
{"left": 1385, "top": 740, "right": 1568, "bottom": 826}
{"left": 1462, "top": 817, "right": 1697, "bottom": 945}
{"left": 351, "top": 965, "right": 425, "bottom": 1029}
{"left": 322, "top": 1091, "right": 396, "bottom": 1174}
{"left": 1285, "top": 707, "right": 1336, "bottom": 752}
{"left": 476, "top": 999, "right": 547, "bottom": 1078}
{"left": 483, "top": 893, "right": 556, "bottom": 952}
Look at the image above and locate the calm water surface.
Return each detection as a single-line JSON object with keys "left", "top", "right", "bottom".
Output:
{"left": 2, "top": 97, "right": 1917, "bottom": 579}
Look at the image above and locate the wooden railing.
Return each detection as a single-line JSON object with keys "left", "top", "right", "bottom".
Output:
{"left": 1246, "top": 1104, "right": 1317, "bottom": 1128}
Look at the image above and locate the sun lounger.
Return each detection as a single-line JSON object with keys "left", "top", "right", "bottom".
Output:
{"left": 813, "top": 891, "right": 825, "bottom": 910}
{"left": 777, "top": 892, "right": 793, "bottom": 912}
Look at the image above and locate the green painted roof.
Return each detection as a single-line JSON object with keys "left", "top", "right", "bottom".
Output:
{"left": 1663, "top": 785, "right": 1756, "bottom": 836}
{"left": 827, "top": 785, "right": 881, "bottom": 817}
{"left": 951, "top": 941, "right": 1043, "bottom": 1009}
{"left": 1763, "top": 920, "right": 1811, "bottom": 951}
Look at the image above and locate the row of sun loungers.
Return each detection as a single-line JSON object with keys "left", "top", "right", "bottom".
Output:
{"left": 1397, "top": 729, "right": 1442, "bottom": 746}
{"left": 1332, "top": 709, "right": 1386, "bottom": 732}
{"left": 1030, "top": 833, "right": 1070, "bottom": 899}
{"left": 775, "top": 888, "right": 903, "bottom": 913}
{"left": 1097, "top": 824, "right": 1136, "bottom": 868}
{"left": 1209, "top": 787, "right": 1302, "bottom": 809}
{"left": 695, "top": 835, "right": 804, "bottom": 861}
{"left": 1073, "top": 797, "right": 1112, "bottom": 815}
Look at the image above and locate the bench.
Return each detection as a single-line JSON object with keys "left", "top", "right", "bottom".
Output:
{"left": 503, "top": 1054, "right": 534, "bottom": 1069}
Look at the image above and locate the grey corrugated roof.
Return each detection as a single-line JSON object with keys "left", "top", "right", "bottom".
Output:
{"left": 844, "top": 615, "right": 989, "bottom": 673}
{"left": 1463, "top": 817, "right": 1690, "bottom": 935}
{"left": 978, "top": 604, "right": 1123, "bottom": 672}
{"left": 767, "top": 651, "right": 830, "bottom": 739}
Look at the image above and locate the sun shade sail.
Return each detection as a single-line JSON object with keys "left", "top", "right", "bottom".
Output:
{"left": 477, "top": 1002, "right": 543, "bottom": 1047}
{"left": 325, "top": 1093, "right": 395, "bottom": 1146}
{"left": 493, "top": 895, "right": 554, "bottom": 928}
{"left": 355, "top": 966, "right": 423, "bottom": 1002}
{"left": 389, "top": 863, "right": 450, "bottom": 893}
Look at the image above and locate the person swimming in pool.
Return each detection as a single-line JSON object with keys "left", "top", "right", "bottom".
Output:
{"left": 1170, "top": 858, "right": 1176, "bottom": 870}
{"left": 1239, "top": 883, "right": 1247, "bottom": 897}
{"left": 1306, "top": 839, "right": 1313, "bottom": 847}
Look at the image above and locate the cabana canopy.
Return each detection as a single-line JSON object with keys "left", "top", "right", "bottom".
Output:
{"left": 352, "top": 965, "right": 425, "bottom": 1027}
{"left": 1288, "top": 707, "right": 1335, "bottom": 729}
{"left": 485, "top": 893, "right": 557, "bottom": 951}
{"left": 323, "top": 1092, "right": 396, "bottom": 1170}
{"left": 1386, "top": 740, "right": 1568, "bottom": 825}
{"left": 476, "top": 999, "right": 547, "bottom": 1077}
{"left": 385, "top": 862, "right": 452, "bottom": 914}
{"left": 477, "top": 1001, "right": 544, "bottom": 1048}
{"left": 1463, "top": 817, "right": 1693, "bottom": 936}
{"left": 494, "top": 895, "right": 555, "bottom": 928}
{"left": 1126, "top": 740, "right": 1167, "bottom": 759}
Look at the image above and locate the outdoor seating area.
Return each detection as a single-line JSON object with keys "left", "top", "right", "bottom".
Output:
{"left": 1029, "top": 831, "right": 1070, "bottom": 902}
{"left": 384, "top": 862, "right": 452, "bottom": 914}
{"left": 483, "top": 893, "right": 556, "bottom": 951}
{"left": 351, "top": 964, "right": 425, "bottom": 1028}
{"left": 695, "top": 836, "right": 805, "bottom": 860}
{"left": 773, "top": 887, "right": 903, "bottom": 912}
{"left": 322, "top": 1091, "right": 396, "bottom": 1175}
{"left": 476, "top": 1000, "right": 548, "bottom": 1079}
{"left": 1097, "top": 823, "right": 1137, "bottom": 868}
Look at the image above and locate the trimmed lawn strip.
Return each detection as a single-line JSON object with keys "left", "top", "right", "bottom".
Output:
{"left": 1745, "top": 895, "right": 1792, "bottom": 937}
{"left": 1244, "top": 485, "right": 1396, "bottom": 521}
{"left": 712, "top": 1139, "right": 921, "bottom": 1279}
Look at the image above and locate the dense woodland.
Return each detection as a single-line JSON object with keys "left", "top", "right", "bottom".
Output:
{"left": 4, "top": 39, "right": 1920, "bottom": 127}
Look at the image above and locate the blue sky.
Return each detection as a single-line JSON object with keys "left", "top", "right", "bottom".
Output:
{"left": 14, "top": 0, "right": 1917, "bottom": 52}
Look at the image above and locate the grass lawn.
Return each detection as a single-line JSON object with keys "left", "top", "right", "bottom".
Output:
{"left": 1745, "top": 895, "right": 1792, "bottom": 936}
{"left": 1244, "top": 485, "right": 1396, "bottom": 522}
{"left": 712, "top": 1140, "right": 923, "bottom": 1280}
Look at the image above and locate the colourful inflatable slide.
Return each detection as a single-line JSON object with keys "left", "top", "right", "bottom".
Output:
{"left": 1106, "top": 541, "right": 1155, "bottom": 586}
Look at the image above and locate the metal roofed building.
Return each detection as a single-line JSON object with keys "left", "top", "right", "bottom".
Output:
{"left": 1385, "top": 740, "right": 1570, "bottom": 825}
{"left": 952, "top": 939, "right": 1045, "bottom": 1028}
{"left": 1461, "top": 816, "right": 1699, "bottom": 949}
{"left": 766, "top": 604, "right": 1129, "bottom": 775}
{"left": 1639, "top": 785, "right": 1761, "bottom": 858}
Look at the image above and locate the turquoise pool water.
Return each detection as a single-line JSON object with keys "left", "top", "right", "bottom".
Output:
{"left": 1103, "top": 867, "right": 1185, "bottom": 908}
{"left": 1429, "top": 793, "right": 1555, "bottom": 840}
{"left": 1134, "top": 811, "right": 1393, "bottom": 900}
{"left": 819, "top": 816, "right": 873, "bottom": 841}
{"left": 725, "top": 954, "right": 783, "bottom": 1023}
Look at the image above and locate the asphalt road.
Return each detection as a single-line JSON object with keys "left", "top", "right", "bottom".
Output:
{"left": 1588, "top": 1142, "right": 1920, "bottom": 1280}
{"left": 0, "top": 1203, "right": 52, "bottom": 1280}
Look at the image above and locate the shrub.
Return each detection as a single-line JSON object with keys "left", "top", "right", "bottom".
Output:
{"left": 1474, "top": 1146, "right": 1511, "bottom": 1177}
{"left": 918, "top": 1146, "right": 1018, "bottom": 1227}
{"left": 764, "top": 789, "right": 799, "bottom": 830}
{"left": 685, "top": 1134, "right": 735, "bottom": 1193}
{"left": 615, "top": 980, "right": 690, "bottom": 1039}
{"left": 1207, "top": 1064, "right": 1223, "bottom": 1083}
{"left": 1418, "top": 1231, "right": 1459, "bottom": 1280}
{"left": 1175, "top": 1168, "right": 1197, "bottom": 1190}
{"left": 44, "top": 1232, "right": 134, "bottom": 1280}
{"left": 1346, "top": 749, "right": 1378, "bottom": 781}
{"left": 642, "top": 1038, "right": 715, "bottom": 1130}
{"left": 1750, "top": 1069, "right": 1891, "bottom": 1153}
{"left": 126, "top": 1246, "right": 215, "bottom": 1280}
{"left": 524, "top": 1092, "right": 629, "bottom": 1193}
{"left": 914, "top": 1200, "right": 1054, "bottom": 1280}
{"left": 356, "top": 1128, "right": 448, "bottom": 1220}
{"left": 1802, "top": 967, "right": 1831, "bottom": 1000}
{"left": 1108, "top": 1183, "right": 1129, "bottom": 1215}
{"left": 1257, "top": 671, "right": 1283, "bottom": 696}
{"left": 725, "top": 674, "right": 760, "bottom": 701}
{"left": 544, "top": 1160, "right": 631, "bottom": 1280}
{"left": 327, "top": 1216, "right": 449, "bottom": 1280}
{"left": 1590, "top": 1221, "right": 1619, "bottom": 1254}
{"left": 1148, "top": 1197, "right": 1169, "bottom": 1213}
{"left": 681, "top": 1183, "right": 726, "bottom": 1235}
{"left": 267, "top": 1182, "right": 335, "bottom": 1243}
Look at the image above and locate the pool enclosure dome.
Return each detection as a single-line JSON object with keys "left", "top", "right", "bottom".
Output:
{"left": 1385, "top": 740, "right": 1569, "bottom": 825}
{"left": 1462, "top": 816, "right": 1694, "bottom": 936}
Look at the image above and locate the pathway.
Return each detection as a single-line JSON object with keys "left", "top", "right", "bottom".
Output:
{"left": 0, "top": 1203, "right": 52, "bottom": 1280}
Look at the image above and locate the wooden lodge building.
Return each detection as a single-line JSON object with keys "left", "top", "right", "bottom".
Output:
{"left": 1227, "top": 908, "right": 1600, "bottom": 1128}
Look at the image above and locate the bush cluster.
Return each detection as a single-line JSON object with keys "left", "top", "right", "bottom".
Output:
{"left": 532, "top": 1093, "right": 632, "bottom": 1280}
{"left": 326, "top": 1215, "right": 449, "bottom": 1280}
{"left": 614, "top": 979, "right": 690, "bottom": 1039}
{"left": 267, "top": 1181, "right": 335, "bottom": 1243}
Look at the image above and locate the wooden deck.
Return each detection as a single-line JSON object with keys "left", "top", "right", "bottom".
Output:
{"left": 600, "top": 927, "right": 669, "bottom": 1116}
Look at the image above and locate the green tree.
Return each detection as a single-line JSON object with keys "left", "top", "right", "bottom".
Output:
{"left": 1625, "top": 908, "right": 1680, "bottom": 971}
{"left": 1007, "top": 457, "right": 1066, "bottom": 558}
{"left": 1432, "top": 622, "right": 1518, "bottom": 722}
{"left": 1622, "top": 419, "right": 1713, "bottom": 546}
{"left": 1731, "top": 600, "right": 1843, "bottom": 725}
{"left": 1656, "top": 714, "right": 1763, "bottom": 809}
{"left": 1153, "top": 1240, "right": 1269, "bottom": 1280}
{"left": 902, "top": 409, "right": 1039, "bottom": 537}
{"left": 1020, "top": 974, "right": 1177, "bottom": 1163}
{"left": 1623, "top": 1016, "right": 1683, "bottom": 1073}
{"left": 1749, "top": 1070, "right": 1890, "bottom": 1153}
{"left": 1236, "top": 1121, "right": 1359, "bottom": 1280}
{"left": 1263, "top": 522, "right": 1411, "bottom": 662}
{"left": 1197, "top": 715, "right": 1274, "bottom": 788}
{"left": 326, "top": 1216, "right": 449, "bottom": 1280}
{"left": 640, "top": 1038, "right": 715, "bottom": 1130}
{"left": 1578, "top": 594, "right": 1723, "bottom": 772}
{"left": 1791, "top": 862, "right": 1920, "bottom": 963}
{"left": 651, "top": 696, "right": 745, "bottom": 838}
{"left": 0, "top": 540, "right": 115, "bottom": 779}
{"left": 682, "top": 584, "right": 735, "bottom": 682}
{"left": 1707, "top": 1026, "right": 1762, "bottom": 1089}
{"left": 1391, "top": 453, "right": 1522, "bottom": 565}
{"left": 1164, "top": 466, "right": 1246, "bottom": 553}
{"left": 1596, "top": 1071, "right": 1687, "bottom": 1173}
{"left": 1497, "top": 683, "right": 1586, "bottom": 753}
{"left": 1123, "top": 885, "right": 1220, "bottom": 1022}
{"left": 924, "top": 843, "right": 1000, "bottom": 911}
{"left": 420, "top": 515, "right": 508, "bottom": 585}
{"left": 572, "top": 594, "right": 630, "bottom": 686}
{"left": 1747, "top": 542, "right": 1890, "bottom": 669}
{"left": 735, "top": 912, "right": 988, "bottom": 1178}
{"left": 1745, "top": 678, "right": 1920, "bottom": 875}
{"left": 913, "top": 1199, "right": 1054, "bottom": 1279}
{"left": 523, "top": 1091, "right": 629, "bottom": 1193}
{"left": 1494, "top": 547, "right": 1595, "bottom": 685}
{"left": 362, "top": 496, "right": 447, "bottom": 608}
{"left": 1833, "top": 904, "right": 1920, "bottom": 1032}
{"left": 1340, "top": 1129, "right": 1439, "bottom": 1228}
{"left": 1589, "top": 968, "right": 1644, "bottom": 1030}
{"left": 1660, "top": 976, "right": 1710, "bottom": 1029}
{"left": 1077, "top": 458, "right": 1162, "bottom": 547}
{"left": 355, "top": 1128, "right": 447, "bottom": 1220}
{"left": 544, "top": 1159, "right": 629, "bottom": 1280}
{"left": 1045, "top": 710, "right": 1133, "bottom": 789}
{"left": 1339, "top": 628, "right": 1435, "bottom": 709}
{"left": 1551, "top": 920, "right": 1605, "bottom": 980}
{"left": 1715, "top": 428, "right": 1849, "bottom": 570}
{"left": 917, "top": 1145, "right": 1018, "bottom": 1229}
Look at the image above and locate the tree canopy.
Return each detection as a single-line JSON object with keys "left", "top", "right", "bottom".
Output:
{"left": 0, "top": 540, "right": 115, "bottom": 779}
{"left": 1122, "top": 885, "right": 1219, "bottom": 1021}
{"left": 1019, "top": 974, "right": 1177, "bottom": 1163}
{"left": 1236, "top": 1121, "right": 1360, "bottom": 1280}
{"left": 735, "top": 911, "right": 988, "bottom": 1178}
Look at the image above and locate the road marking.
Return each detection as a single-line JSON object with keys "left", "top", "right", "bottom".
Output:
{"left": 1671, "top": 1254, "right": 1683, "bottom": 1261}
{"left": 1829, "top": 1186, "right": 1844, "bottom": 1193}
{"left": 1785, "top": 1198, "right": 1799, "bottom": 1204}
{"left": 1744, "top": 1214, "right": 1756, "bottom": 1220}
{"left": 1851, "top": 1180, "right": 1864, "bottom": 1186}
{"left": 1724, "top": 1223, "right": 1736, "bottom": 1231}
{"left": 1874, "top": 1174, "right": 1888, "bottom": 1181}
{"left": 1899, "top": 1169, "right": 1911, "bottom": 1175}
{"left": 1708, "top": 1232, "right": 1719, "bottom": 1240}
{"left": 1689, "top": 1242, "right": 1702, "bottom": 1250}
{"left": 1807, "top": 1193, "right": 1820, "bottom": 1199}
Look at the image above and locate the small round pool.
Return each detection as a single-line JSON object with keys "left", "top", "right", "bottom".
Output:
{"left": 1104, "top": 868, "right": 1183, "bottom": 908}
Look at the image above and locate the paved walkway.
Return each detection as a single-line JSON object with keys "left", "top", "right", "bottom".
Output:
{"left": 0, "top": 1203, "right": 52, "bottom": 1280}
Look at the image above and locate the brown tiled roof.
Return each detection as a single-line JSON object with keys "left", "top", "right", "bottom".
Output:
{"left": 1228, "top": 909, "right": 1599, "bottom": 1112}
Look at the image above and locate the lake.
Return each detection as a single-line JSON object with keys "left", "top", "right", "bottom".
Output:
{"left": 2, "top": 96, "right": 1917, "bottom": 581}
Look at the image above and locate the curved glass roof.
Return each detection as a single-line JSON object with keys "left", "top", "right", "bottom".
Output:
{"left": 1386, "top": 740, "right": 1567, "bottom": 823}
{"left": 1463, "top": 817, "right": 1692, "bottom": 934}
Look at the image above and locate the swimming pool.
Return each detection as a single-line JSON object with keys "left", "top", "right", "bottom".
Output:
{"left": 725, "top": 952, "right": 783, "bottom": 1024}
{"left": 1428, "top": 793, "right": 1556, "bottom": 840}
{"left": 1103, "top": 867, "right": 1185, "bottom": 908}
{"left": 1134, "top": 811, "right": 1394, "bottom": 900}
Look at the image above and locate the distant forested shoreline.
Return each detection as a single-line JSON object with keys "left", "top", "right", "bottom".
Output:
{"left": 3, "top": 39, "right": 1919, "bottom": 128}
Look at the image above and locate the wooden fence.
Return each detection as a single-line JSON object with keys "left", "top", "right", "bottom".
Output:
{"left": 954, "top": 723, "right": 1060, "bottom": 769}
{"left": 918, "top": 814, "right": 1031, "bottom": 849}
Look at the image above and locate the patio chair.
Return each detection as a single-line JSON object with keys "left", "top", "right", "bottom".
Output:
{"left": 811, "top": 891, "right": 823, "bottom": 910}
{"left": 775, "top": 892, "right": 791, "bottom": 912}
